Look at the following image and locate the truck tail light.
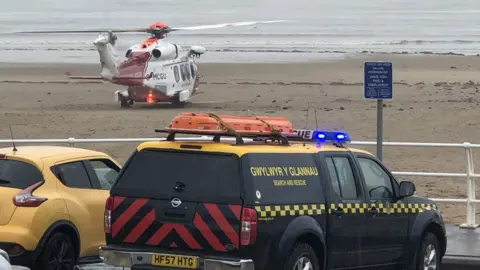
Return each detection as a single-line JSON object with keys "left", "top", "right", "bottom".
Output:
{"left": 104, "top": 196, "right": 113, "bottom": 234}
{"left": 240, "top": 207, "right": 257, "bottom": 246}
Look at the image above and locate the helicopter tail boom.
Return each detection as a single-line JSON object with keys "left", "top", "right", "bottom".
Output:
{"left": 64, "top": 72, "right": 152, "bottom": 82}
{"left": 65, "top": 72, "right": 104, "bottom": 80}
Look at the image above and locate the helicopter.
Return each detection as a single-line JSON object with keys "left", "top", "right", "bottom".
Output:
{"left": 16, "top": 20, "right": 289, "bottom": 108}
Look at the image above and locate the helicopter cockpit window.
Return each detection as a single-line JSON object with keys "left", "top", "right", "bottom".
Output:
{"left": 180, "top": 64, "right": 186, "bottom": 81}
{"left": 174, "top": 44, "right": 178, "bottom": 58}
{"left": 173, "top": 66, "right": 180, "bottom": 83}
{"left": 125, "top": 49, "right": 132, "bottom": 58}
{"left": 190, "top": 63, "right": 196, "bottom": 78}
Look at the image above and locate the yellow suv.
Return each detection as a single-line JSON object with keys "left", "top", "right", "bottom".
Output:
{"left": 0, "top": 145, "right": 121, "bottom": 269}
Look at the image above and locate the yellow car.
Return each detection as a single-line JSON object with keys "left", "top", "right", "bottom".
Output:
{"left": 0, "top": 145, "right": 121, "bottom": 269}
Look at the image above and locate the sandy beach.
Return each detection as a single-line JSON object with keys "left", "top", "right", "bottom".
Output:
{"left": 0, "top": 54, "right": 479, "bottom": 225}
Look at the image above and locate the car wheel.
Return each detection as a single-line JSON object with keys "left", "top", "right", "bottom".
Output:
{"left": 412, "top": 232, "right": 440, "bottom": 270}
{"left": 38, "top": 232, "right": 76, "bottom": 270}
{"left": 283, "top": 243, "right": 321, "bottom": 270}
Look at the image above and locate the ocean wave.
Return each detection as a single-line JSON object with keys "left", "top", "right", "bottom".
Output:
{"left": 393, "top": 39, "right": 480, "bottom": 45}
{"left": 0, "top": 47, "right": 473, "bottom": 56}
{"left": 3, "top": 47, "right": 312, "bottom": 52}
{"left": 0, "top": 40, "right": 93, "bottom": 45}
{"left": 0, "top": 48, "right": 96, "bottom": 51}
{"left": 0, "top": 38, "right": 479, "bottom": 46}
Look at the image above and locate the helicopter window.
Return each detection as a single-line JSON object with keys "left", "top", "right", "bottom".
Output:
{"left": 174, "top": 44, "right": 178, "bottom": 58}
{"left": 174, "top": 66, "right": 180, "bottom": 83}
{"left": 185, "top": 63, "right": 191, "bottom": 80}
{"left": 190, "top": 63, "right": 196, "bottom": 78}
{"left": 180, "top": 64, "right": 186, "bottom": 81}
{"left": 125, "top": 49, "right": 132, "bottom": 58}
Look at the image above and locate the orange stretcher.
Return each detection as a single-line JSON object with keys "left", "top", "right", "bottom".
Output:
{"left": 166, "top": 112, "right": 295, "bottom": 136}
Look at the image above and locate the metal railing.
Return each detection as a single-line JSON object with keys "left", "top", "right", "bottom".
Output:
{"left": 350, "top": 141, "right": 480, "bottom": 229}
{"left": 0, "top": 137, "right": 479, "bottom": 228}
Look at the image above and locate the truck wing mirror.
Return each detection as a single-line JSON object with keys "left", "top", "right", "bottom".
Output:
{"left": 399, "top": 181, "right": 416, "bottom": 198}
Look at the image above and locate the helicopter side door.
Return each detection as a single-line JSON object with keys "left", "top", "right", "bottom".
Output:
{"left": 163, "top": 60, "right": 196, "bottom": 97}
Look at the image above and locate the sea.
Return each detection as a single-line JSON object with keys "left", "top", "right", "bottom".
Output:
{"left": 1, "top": 0, "right": 480, "bottom": 63}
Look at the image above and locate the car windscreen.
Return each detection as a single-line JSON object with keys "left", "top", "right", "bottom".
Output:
{"left": 0, "top": 159, "right": 44, "bottom": 189}
{"left": 112, "top": 149, "right": 242, "bottom": 204}
{"left": 241, "top": 153, "right": 324, "bottom": 204}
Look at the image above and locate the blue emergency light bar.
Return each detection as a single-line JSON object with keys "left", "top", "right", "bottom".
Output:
{"left": 292, "top": 129, "right": 350, "bottom": 143}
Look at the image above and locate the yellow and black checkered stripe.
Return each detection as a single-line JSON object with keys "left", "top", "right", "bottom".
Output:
{"left": 254, "top": 203, "right": 438, "bottom": 218}
{"left": 371, "top": 203, "right": 438, "bottom": 214}
{"left": 328, "top": 203, "right": 369, "bottom": 214}
{"left": 254, "top": 204, "right": 326, "bottom": 218}
{"left": 329, "top": 203, "right": 438, "bottom": 214}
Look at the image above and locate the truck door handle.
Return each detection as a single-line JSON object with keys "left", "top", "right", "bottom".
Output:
{"left": 331, "top": 208, "right": 344, "bottom": 216}
{"left": 369, "top": 207, "right": 378, "bottom": 215}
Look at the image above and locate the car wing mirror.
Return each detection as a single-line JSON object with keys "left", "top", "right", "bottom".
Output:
{"left": 399, "top": 181, "right": 416, "bottom": 198}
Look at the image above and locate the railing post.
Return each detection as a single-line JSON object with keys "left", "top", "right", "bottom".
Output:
{"left": 460, "top": 142, "right": 479, "bottom": 228}
{"left": 68, "top": 137, "right": 75, "bottom": 147}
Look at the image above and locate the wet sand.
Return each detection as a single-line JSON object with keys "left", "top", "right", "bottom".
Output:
{"left": 1, "top": 54, "right": 480, "bottom": 225}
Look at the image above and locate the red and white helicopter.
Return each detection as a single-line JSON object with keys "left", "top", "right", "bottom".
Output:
{"left": 18, "top": 20, "right": 288, "bottom": 108}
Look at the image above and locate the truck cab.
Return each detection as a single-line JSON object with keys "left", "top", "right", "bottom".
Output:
{"left": 98, "top": 112, "right": 446, "bottom": 270}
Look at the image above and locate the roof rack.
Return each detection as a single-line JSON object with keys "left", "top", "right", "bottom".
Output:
{"left": 154, "top": 112, "right": 351, "bottom": 147}
{"left": 154, "top": 112, "right": 296, "bottom": 145}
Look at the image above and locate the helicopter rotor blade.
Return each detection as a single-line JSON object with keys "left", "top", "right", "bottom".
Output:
{"left": 13, "top": 20, "right": 291, "bottom": 34}
{"left": 14, "top": 28, "right": 149, "bottom": 34}
{"left": 170, "top": 20, "right": 291, "bottom": 31}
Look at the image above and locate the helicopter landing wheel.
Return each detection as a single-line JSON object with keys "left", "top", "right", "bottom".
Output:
{"left": 171, "top": 95, "right": 188, "bottom": 108}
{"left": 120, "top": 101, "right": 130, "bottom": 108}
{"left": 119, "top": 96, "right": 132, "bottom": 108}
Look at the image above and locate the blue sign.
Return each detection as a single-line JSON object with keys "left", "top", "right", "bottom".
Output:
{"left": 364, "top": 62, "right": 393, "bottom": 99}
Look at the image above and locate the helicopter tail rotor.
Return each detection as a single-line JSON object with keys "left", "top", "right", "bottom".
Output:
{"left": 92, "top": 31, "right": 118, "bottom": 47}
{"left": 107, "top": 31, "right": 118, "bottom": 46}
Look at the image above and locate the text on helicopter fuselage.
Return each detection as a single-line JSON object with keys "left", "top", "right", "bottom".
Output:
{"left": 151, "top": 72, "right": 167, "bottom": 80}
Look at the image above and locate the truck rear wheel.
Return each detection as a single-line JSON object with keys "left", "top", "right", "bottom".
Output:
{"left": 411, "top": 232, "right": 440, "bottom": 270}
{"left": 283, "top": 243, "right": 320, "bottom": 270}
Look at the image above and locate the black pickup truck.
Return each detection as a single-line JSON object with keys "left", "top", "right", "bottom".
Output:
{"left": 98, "top": 130, "right": 446, "bottom": 270}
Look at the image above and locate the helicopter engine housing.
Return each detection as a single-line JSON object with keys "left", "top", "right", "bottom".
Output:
{"left": 148, "top": 41, "right": 178, "bottom": 61}
{"left": 190, "top": 45, "right": 206, "bottom": 56}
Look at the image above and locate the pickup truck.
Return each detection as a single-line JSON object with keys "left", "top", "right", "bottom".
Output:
{"left": 97, "top": 125, "right": 447, "bottom": 270}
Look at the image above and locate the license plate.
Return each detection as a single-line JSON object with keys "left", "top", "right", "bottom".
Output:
{"left": 151, "top": 253, "right": 199, "bottom": 269}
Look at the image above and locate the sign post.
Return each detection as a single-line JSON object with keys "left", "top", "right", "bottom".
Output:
{"left": 363, "top": 62, "right": 392, "bottom": 161}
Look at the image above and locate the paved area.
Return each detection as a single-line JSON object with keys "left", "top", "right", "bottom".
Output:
{"left": 443, "top": 224, "right": 480, "bottom": 266}
{"left": 73, "top": 224, "right": 480, "bottom": 269}
{"left": 69, "top": 225, "right": 480, "bottom": 269}
{"left": 10, "top": 224, "right": 480, "bottom": 269}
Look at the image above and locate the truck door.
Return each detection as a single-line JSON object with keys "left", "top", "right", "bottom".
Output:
{"left": 319, "top": 152, "right": 368, "bottom": 269}
{"left": 353, "top": 153, "right": 409, "bottom": 266}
